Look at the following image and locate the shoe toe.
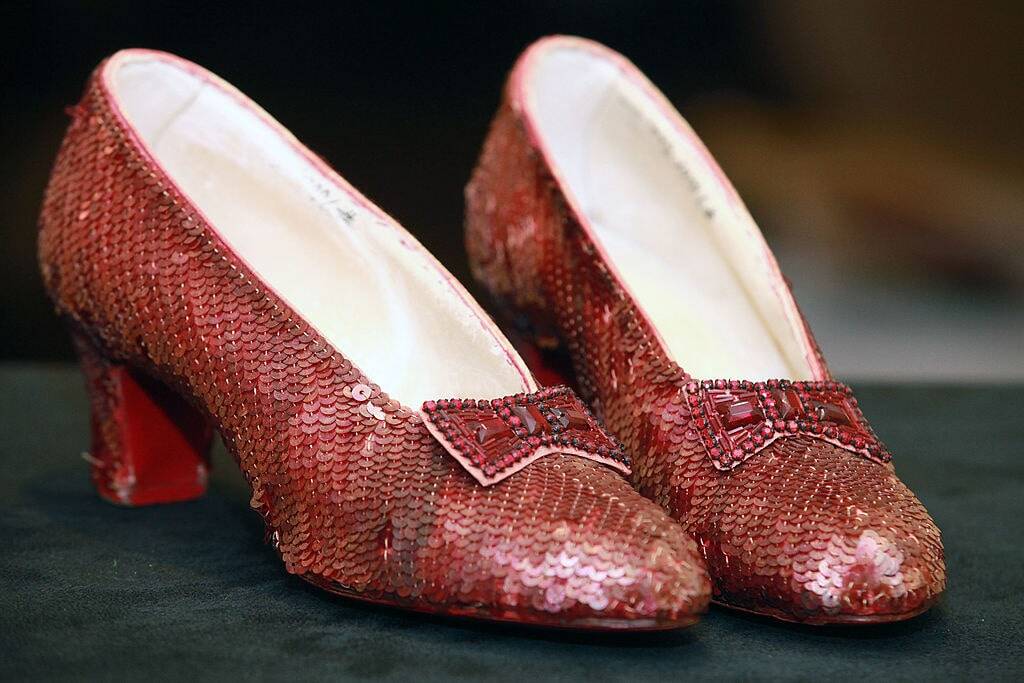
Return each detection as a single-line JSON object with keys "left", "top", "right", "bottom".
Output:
{"left": 428, "top": 454, "right": 711, "bottom": 629}
{"left": 711, "top": 436, "right": 945, "bottom": 623}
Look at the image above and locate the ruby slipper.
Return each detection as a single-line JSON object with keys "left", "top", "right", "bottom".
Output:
{"left": 38, "top": 49, "right": 710, "bottom": 629}
{"left": 465, "top": 35, "right": 945, "bottom": 624}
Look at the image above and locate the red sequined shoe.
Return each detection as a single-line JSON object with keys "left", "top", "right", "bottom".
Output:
{"left": 465, "top": 36, "right": 945, "bottom": 624}
{"left": 38, "top": 49, "right": 711, "bottom": 629}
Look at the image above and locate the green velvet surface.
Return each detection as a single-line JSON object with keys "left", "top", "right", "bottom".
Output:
{"left": 2, "top": 364, "right": 1022, "bottom": 681}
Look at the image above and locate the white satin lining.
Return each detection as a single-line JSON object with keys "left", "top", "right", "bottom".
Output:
{"left": 106, "top": 52, "right": 532, "bottom": 407}
{"left": 522, "top": 40, "right": 815, "bottom": 381}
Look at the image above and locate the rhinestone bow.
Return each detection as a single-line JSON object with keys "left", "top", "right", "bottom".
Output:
{"left": 685, "top": 379, "right": 891, "bottom": 471}
{"left": 420, "top": 386, "right": 630, "bottom": 486}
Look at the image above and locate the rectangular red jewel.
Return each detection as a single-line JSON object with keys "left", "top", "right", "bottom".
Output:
{"left": 717, "top": 399, "right": 763, "bottom": 429}
{"left": 770, "top": 389, "right": 802, "bottom": 419}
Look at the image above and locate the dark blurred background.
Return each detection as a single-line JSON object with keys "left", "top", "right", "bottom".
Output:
{"left": 3, "top": 1, "right": 1022, "bottom": 379}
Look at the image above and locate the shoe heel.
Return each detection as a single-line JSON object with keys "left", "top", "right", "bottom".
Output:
{"left": 71, "top": 330, "right": 214, "bottom": 506}
{"left": 485, "top": 296, "right": 578, "bottom": 390}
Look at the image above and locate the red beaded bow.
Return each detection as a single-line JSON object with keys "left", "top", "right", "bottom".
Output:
{"left": 420, "top": 386, "right": 630, "bottom": 486}
{"left": 685, "top": 379, "right": 891, "bottom": 471}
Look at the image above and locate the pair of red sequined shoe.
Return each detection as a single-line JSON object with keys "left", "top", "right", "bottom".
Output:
{"left": 39, "top": 37, "right": 944, "bottom": 630}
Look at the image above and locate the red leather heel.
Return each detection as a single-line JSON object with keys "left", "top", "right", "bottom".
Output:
{"left": 71, "top": 331, "right": 214, "bottom": 506}
{"left": 504, "top": 326, "right": 576, "bottom": 389}
{"left": 486, "top": 298, "right": 577, "bottom": 390}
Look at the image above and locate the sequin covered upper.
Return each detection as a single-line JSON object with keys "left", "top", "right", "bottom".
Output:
{"left": 465, "top": 40, "right": 945, "bottom": 623}
{"left": 37, "top": 51, "right": 710, "bottom": 629}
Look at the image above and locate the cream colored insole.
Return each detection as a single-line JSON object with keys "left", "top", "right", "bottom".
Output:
{"left": 525, "top": 46, "right": 812, "bottom": 381}
{"left": 110, "top": 56, "right": 529, "bottom": 406}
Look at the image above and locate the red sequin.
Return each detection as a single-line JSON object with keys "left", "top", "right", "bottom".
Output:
{"left": 37, "top": 50, "right": 710, "bottom": 629}
{"left": 465, "top": 38, "right": 945, "bottom": 624}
